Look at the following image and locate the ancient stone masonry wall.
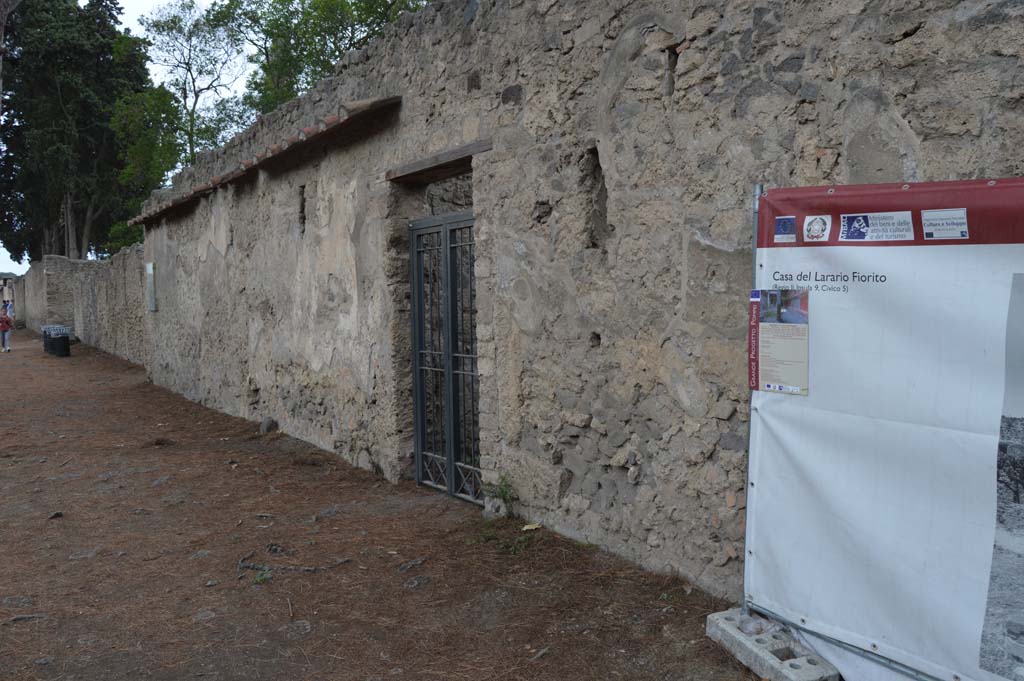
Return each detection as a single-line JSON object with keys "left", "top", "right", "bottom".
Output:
{"left": 45, "top": 257, "right": 93, "bottom": 331}
{"left": 124, "top": 0, "right": 1024, "bottom": 601}
{"left": 71, "top": 245, "right": 149, "bottom": 366}
{"left": 20, "top": 263, "right": 44, "bottom": 332}
{"left": 18, "top": 255, "right": 90, "bottom": 333}
{"left": 144, "top": 153, "right": 410, "bottom": 479}
{"left": 14, "top": 274, "right": 26, "bottom": 325}
{"left": 17, "top": 250, "right": 148, "bottom": 366}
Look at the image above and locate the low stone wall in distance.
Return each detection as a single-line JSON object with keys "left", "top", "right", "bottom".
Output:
{"left": 14, "top": 268, "right": 27, "bottom": 328}
{"left": 20, "top": 261, "right": 46, "bottom": 332}
{"left": 71, "top": 245, "right": 149, "bottom": 367}
{"left": 16, "top": 249, "right": 148, "bottom": 367}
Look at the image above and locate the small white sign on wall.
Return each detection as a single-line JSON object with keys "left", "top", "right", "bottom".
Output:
{"left": 145, "top": 262, "right": 157, "bottom": 312}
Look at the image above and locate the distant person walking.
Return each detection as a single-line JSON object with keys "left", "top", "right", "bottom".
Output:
{"left": 0, "top": 306, "right": 12, "bottom": 352}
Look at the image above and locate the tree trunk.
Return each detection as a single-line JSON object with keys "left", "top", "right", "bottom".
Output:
{"left": 0, "top": 0, "right": 23, "bottom": 118}
{"left": 79, "top": 197, "right": 97, "bottom": 258}
{"left": 63, "top": 191, "right": 78, "bottom": 260}
{"left": 0, "top": 30, "right": 6, "bottom": 119}
{"left": 185, "top": 83, "right": 196, "bottom": 164}
{"left": 43, "top": 221, "right": 55, "bottom": 259}
{"left": 79, "top": 219, "right": 92, "bottom": 259}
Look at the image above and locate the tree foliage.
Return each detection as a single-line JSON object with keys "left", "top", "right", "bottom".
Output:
{"left": 0, "top": 0, "right": 180, "bottom": 261}
{"left": 207, "top": 0, "right": 425, "bottom": 114}
{"left": 111, "top": 86, "right": 182, "bottom": 213}
{"left": 0, "top": 0, "right": 428, "bottom": 262}
{"left": 141, "top": 0, "right": 249, "bottom": 163}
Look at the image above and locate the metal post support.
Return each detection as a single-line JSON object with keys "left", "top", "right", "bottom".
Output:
{"left": 752, "top": 184, "right": 762, "bottom": 289}
{"left": 741, "top": 183, "right": 763, "bottom": 617}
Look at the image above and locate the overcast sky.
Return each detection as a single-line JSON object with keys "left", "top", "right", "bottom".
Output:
{"left": 119, "top": 0, "right": 176, "bottom": 35}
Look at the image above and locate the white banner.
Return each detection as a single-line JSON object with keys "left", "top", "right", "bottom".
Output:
{"left": 746, "top": 179, "right": 1024, "bottom": 681}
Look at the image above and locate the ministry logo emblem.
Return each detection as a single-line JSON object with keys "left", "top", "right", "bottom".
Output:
{"left": 803, "top": 215, "right": 831, "bottom": 241}
{"left": 840, "top": 214, "right": 871, "bottom": 240}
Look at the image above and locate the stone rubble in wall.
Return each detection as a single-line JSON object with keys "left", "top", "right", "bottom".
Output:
{"left": 45, "top": 0, "right": 1024, "bottom": 606}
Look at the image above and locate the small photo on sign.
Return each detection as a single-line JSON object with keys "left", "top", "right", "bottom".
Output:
{"left": 803, "top": 215, "right": 832, "bottom": 242}
{"left": 750, "top": 289, "right": 809, "bottom": 397}
{"left": 758, "top": 289, "right": 809, "bottom": 325}
{"left": 774, "top": 216, "right": 797, "bottom": 243}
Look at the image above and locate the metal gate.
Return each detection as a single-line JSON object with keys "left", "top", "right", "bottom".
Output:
{"left": 410, "top": 211, "right": 482, "bottom": 503}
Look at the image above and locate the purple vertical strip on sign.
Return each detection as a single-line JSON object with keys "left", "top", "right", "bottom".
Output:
{"left": 749, "top": 290, "right": 760, "bottom": 390}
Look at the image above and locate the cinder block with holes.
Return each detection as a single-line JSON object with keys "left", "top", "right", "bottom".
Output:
{"left": 706, "top": 609, "right": 840, "bottom": 681}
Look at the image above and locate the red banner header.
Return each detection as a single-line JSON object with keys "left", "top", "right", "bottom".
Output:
{"left": 757, "top": 177, "right": 1024, "bottom": 249}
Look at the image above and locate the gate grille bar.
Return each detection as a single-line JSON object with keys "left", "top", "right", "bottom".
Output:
{"left": 410, "top": 212, "right": 481, "bottom": 504}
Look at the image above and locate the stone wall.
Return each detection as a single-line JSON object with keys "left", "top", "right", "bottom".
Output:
{"left": 17, "top": 251, "right": 146, "bottom": 367}
{"left": 44, "top": 256, "right": 86, "bottom": 330}
{"left": 26, "top": 0, "right": 1022, "bottom": 600}
{"left": 71, "top": 245, "right": 149, "bottom": 366}
{"left": 143, "top": 154, "right": 411, "bottom": 478}
{"left": 13, "top": 274, "right": 25, "bottom": 324}
{"left": 20, "top": 264, "right": 42, "bottom": 331}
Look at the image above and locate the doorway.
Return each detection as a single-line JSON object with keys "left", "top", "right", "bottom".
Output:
{"left": 409, "top": 211, "right": 482, "bottom": 503}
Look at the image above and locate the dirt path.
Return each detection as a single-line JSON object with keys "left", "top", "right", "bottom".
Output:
{"left": 0, "top": 331, "right": 750, "bottom": 681}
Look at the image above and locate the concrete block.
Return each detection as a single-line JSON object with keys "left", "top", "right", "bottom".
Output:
{"left": 706, "top": 609, "right": 840, "bottom": 681}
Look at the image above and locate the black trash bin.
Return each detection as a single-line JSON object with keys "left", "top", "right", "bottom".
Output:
{"left": 41, "top": 325, "right": 70, "bottom": 357}
{"left": 52, "top": 335, "right": 70, "bottom": 357}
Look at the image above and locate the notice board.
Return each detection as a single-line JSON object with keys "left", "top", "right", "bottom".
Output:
{"left": 746, "top": 178, "right": 1024, "bottom": 681}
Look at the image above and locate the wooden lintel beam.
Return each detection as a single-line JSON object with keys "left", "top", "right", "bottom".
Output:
{"left": 385, "top": 138, "right": 493, "bottom": 184}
